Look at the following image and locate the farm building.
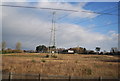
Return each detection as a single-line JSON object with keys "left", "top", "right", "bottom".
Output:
{"left": 59, "top": 49, "right": 74, "bottom": 54}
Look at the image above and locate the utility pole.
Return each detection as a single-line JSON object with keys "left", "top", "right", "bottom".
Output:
{"left": 49, "top": 11, "right": 56, "bottom": 56}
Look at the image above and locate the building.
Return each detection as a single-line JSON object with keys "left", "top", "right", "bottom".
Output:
{"left": 60, "top": 49, "right": 74, "bottom": 54}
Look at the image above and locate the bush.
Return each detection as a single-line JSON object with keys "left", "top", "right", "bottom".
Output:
{"left": 85, "top": 68, "right": 92, "bottom": 75}
{"left": 75, "top": 60, "right": 78, "bottom": 63}
{"left": 45, "top": 54, "right": 49, "bottom": 58}
{"left": 82, "top": 68, "right": 92, "bottom": 75}
{"left": 31, "top": 59, "right": 36, "bottom": 63}
{"left": 51, "top": 55, "right": 57, "bottom": 58}
{"left": 41, "top": 59, "right": 46, "bottom": 62}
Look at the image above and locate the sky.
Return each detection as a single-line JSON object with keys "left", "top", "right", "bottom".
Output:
{"left": 1, "top": 1, "right": 119, "bottom": 52}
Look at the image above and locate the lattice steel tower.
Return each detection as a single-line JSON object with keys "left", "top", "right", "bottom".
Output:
{"left": 49, "top": 11, "right": 56, "bottom": 53}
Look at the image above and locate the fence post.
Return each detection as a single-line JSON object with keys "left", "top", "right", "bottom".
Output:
{"left": 68, "top": 75, "right": 71, "bottom": 81}
{"left": 99, "top": 76, "right": 102, "bottom": 81}
{"left": 9, "top": 72, "right": 12, "bottom": 81}
{"left": 38, "top": 73, "right": 41, "bottom": 81}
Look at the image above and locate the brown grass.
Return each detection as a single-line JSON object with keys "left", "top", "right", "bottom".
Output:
{"left": 2, "top": 53, "right": 119, "bottom": 78}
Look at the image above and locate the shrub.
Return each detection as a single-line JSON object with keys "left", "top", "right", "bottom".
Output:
{"left": 45, "top": 54, "right": 49, "bottom": 58}
{"left": 41, "top": 59, "right": 46, "bottom": 62}
{"left": 94, "top": 64, "right": 100, "bottom": 68}
{"left": 75, "top": 60, "right": 78, "bottom": 63}
{"left": 51, "top": 55, "right": 57, "bottom": 58}
{"left": 82, "top": 68, "right": 92, "bottom": 75}
{"left": 31, "top": 59, "right": 36, "bottom": 63}
{"left": 85, "top": 68, "right": 92, "bottom": 75}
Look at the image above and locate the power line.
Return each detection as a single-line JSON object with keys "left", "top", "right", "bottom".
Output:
{"left": 93, "top": 22, "right": 118, "bottom": 28}
{"left": 1, "top": 4, "right": 119, "bottom": 16}
{"left": 55, "top": 3, "right": 94, "bottom": 21}
{"left": 56, "top": 12, "right": 75, "bottom": 21}
{"left": 72, "top": 23, "right": 117, "bottom": 34}
{"left": 56, "top": 22, "right": 118, "bottom": 33}
{"left": 74, "top": 5, "right": 119, "bottom": 25}
{"left": 55, "top": 4, "right": 118, "bottom": 24}
{"left": 1, "top": 4, "right": 78, "bottom": 12}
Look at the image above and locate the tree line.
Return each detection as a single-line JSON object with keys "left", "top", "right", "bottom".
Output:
{"left": 0, "top": 41, "right": 119, "bottom": 55}
{"left": 35, "top": 45, "right": 120, "bottom": 55}
{"left": 1, "top": 41, "right": 23, "bottom": 54}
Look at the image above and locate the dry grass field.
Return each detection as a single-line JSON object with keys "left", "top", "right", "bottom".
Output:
{"left": 2, "top": 53, "right": 120, "bottom": 79}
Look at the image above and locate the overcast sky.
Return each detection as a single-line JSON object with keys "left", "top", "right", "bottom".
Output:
{"left": 1, "top": 1, "right": 119, "bottom": 51}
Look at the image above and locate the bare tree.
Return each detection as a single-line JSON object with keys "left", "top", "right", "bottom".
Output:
{"left": 2, "top": 41, "right": 6, "bottom": 51}
{"left": 16, "top": 42, "right": 21, "bottom": 50}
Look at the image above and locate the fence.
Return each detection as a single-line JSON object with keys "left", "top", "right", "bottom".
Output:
{"left": 2, "top": 72, "right": 119, "bottom": 81}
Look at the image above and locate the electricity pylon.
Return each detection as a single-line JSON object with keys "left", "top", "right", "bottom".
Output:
{"left": 49, "top": 11, "right": 56, "bottom": 55}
